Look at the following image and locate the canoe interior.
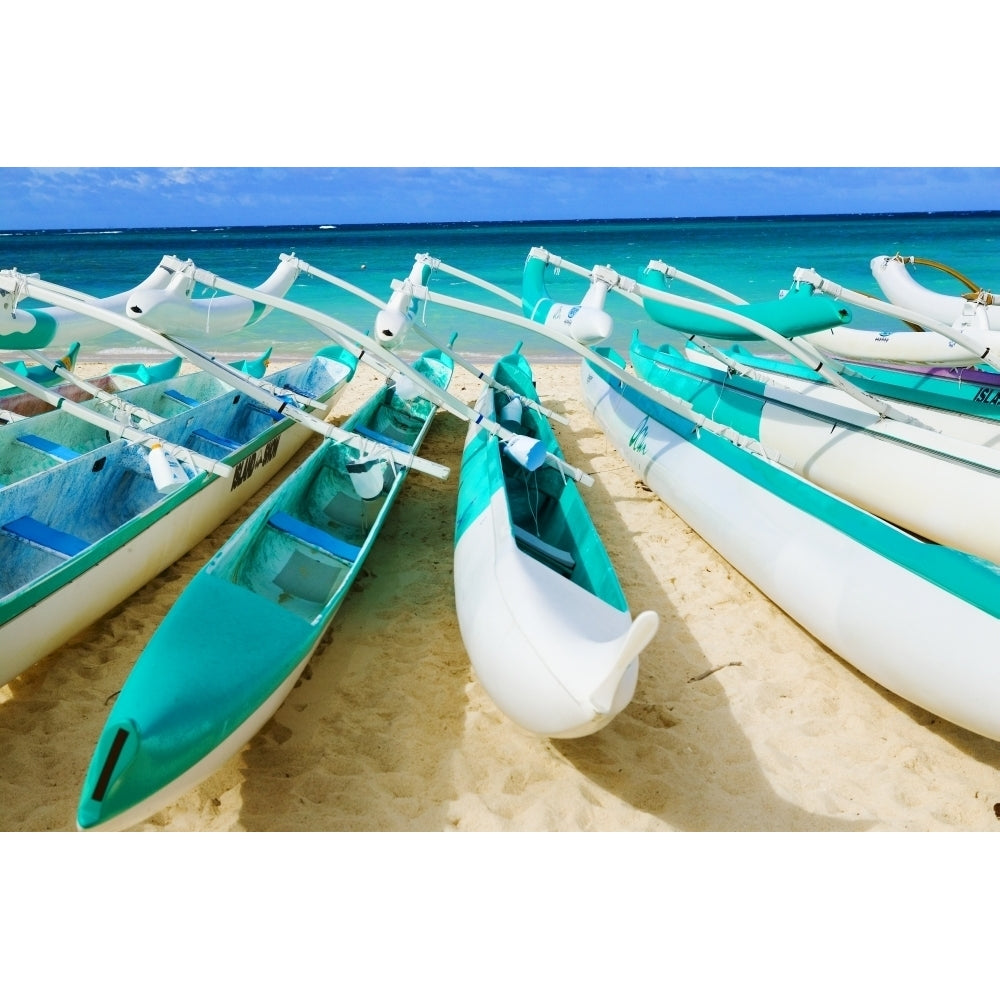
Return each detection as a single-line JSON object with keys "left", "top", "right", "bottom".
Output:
{"left": 490, "top": 352, "right": 628, "bottom": 610}
{"left": 0, "top": 352, "right": 349, "bottom": 607}
{"left": 206, "top": 353, "right": 450, "bottom": 625}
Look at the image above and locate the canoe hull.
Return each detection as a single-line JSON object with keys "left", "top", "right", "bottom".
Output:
{"left": 77, "top": 350, "right": 453, "bottom": 831}
{"left": 453, "top": 351, "right": 653, "bottom": 739}
{"left": 78, "top": 643, "right": 316, "bottom": 833}
{"left": 2, "top": 419, "right": 313, "bottom": 684}
{"left": 1, "top": 348, "right": 356, "bottom": 685}
{"left": 695, "top": 345, "right": 1000, "bottom": 426}
{"left": 582, "top": 356, "right": 1000, "bottom": 742}
{"left": 454, "top": 490, "right": 638, "bottom": 738}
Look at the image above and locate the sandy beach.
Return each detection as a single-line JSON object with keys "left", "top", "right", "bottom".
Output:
{"left": 3, "top": 358, "right": 1000, "bottom": 834}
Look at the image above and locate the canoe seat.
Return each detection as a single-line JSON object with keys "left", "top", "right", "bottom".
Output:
{"left": 512, "top": 524, "right": 575, "bottom": 576}
{"left": 189, "top": 427, "right": 241, "bottom": 452}
{"left": 355, "top": 425, "right": 412, "bottom": 453}
{"left": 3, "top": 515, "right": 89, "bottom": 557}
{"left": 17, "top": 434, "right": 81, "bottom": 463}
{"left": 163, "top": 388, "right": 199, "bottom": 407}
{"left": 268, "top": 510, "right": 361, "bottom": 563}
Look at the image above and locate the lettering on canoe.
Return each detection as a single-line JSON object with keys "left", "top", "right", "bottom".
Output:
{"left": 230, "top": 437, "right": 280, "bottom": 490}
{"left": 974, "top": 387, "right": 1000, "bottom": 406}
{"left": 629, "top": 417, "right": 649, "bottom": 455}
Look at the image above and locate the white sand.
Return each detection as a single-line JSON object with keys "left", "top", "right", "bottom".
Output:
{"left": 3, "top": 360, "right": 1000, "bottom": 833}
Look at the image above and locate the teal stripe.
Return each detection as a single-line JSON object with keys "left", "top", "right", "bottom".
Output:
{"left": 716, "top": 345, "right": 1000, "bottom": 424}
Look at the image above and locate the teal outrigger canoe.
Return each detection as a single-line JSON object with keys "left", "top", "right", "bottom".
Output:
{"left": 78, "top": 347, "right": 454, "bottom": 831}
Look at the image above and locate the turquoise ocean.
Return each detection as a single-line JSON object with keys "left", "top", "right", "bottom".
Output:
{"left": 3, "top": 212, "right": 999, "bottom": 364}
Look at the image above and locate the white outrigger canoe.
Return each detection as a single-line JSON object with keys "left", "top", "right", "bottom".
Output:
{"left": 628, "top": 333, "right": 1000, "bottom": 567}
{"left": 581, "top": 346, "right": 1000, "bottom": 743}
{"left": 78, "top": 346, "right": 454, "bottom": 832}
{"left": 454, "top": 346, "right": 658, "bottom": 738}
{"left": 122, "top": 252, "right": 658, "bottom": 740}
{"left": 538, "top": 250, "right": 1000, "bottom": 568}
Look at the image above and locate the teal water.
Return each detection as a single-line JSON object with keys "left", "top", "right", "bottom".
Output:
{"left": 3, "top": 213, "right": 999, "bottom": 363}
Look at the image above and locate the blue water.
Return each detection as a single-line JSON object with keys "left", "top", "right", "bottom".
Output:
{"left": 3, "top": 213, "right": 999, "bottom": 363}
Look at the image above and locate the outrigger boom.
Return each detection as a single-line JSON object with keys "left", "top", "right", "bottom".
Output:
{"left": 793, "top": 266, "right": 1000, "bottom": 373}
{"left": 0, "top": 269, "right": 449, "bottom": 481}
{"left": 165, "top": 259, "right": 594, "bottom": 486}
{"left": 279, "top": 253, "right": 569, "bottom": 427}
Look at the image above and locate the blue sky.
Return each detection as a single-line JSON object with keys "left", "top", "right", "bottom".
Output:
{"left": 2, "top": 167, "right": 997, "bottom": 230}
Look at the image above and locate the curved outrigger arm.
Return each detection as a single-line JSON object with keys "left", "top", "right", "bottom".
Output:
{"left": 640, "top": 259, "right": 747, "bottom": 305}
{"left": 415, "top": 252, "right": 523, "bottom": 308}
{"left": 529, "top": 250, "right": 932, "bottom": 428}
{"left": 398, "top": 281, "right": 797, "bottom": 464}
{"left": 524, "top": 249, "right": 766, "bottom": 380}
{"left": 794, "top": 266, "right": 1000, "bottom": 375}
{"left": 0, "top": 269, "right": 448, "bottom": 480}
{"left": 175, "top": 262, "right": 594, "bottom": 486}
{"left": 281, "top": 253, "right": 569, "bottom": 426}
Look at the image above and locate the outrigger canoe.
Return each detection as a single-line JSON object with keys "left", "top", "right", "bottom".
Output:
{"left": 382, "top": 246, "right": 1000, "bottom": 744}
{"left": 145, "top": 255, "right": 658, "bottom": 736}
{"left": 582, "top": 347, "right": 1000, "bottom": 744}
{"left": 0, "top": 347, "right": 274, "bottom": 490}
{"left": 453, "top": 346, "right": 658, "bottom": 739}
{"left": 528, "top": 252, "right": 1000, "bottom": 568}
{"left": 0, "top": 344, "right": 357, "bottom": 687}
{"left": 78, "top": 347, "right": 454, "bottom": 832}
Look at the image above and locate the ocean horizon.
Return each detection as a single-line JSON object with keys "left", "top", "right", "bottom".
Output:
{"left": 3, "top": 211, "right": 998, "bottom": 363}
